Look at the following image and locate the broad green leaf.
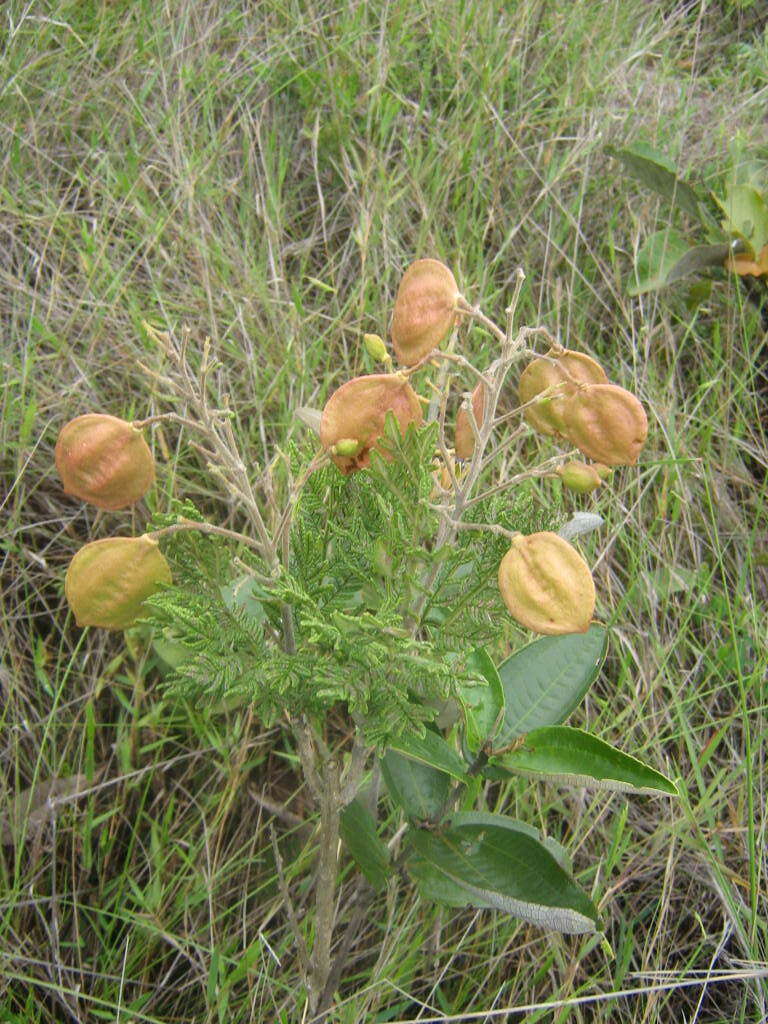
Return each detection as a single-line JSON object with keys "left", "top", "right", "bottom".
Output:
{"left": 664, "top": 244, "right": 733, "bottom": 285}
{"left": 495, "top": 626, "right": 608, "bottom": 746}
{"left": 381, "top": 748, "right": 452, "bottom": 820}
{"left": 628, "top": 230, "right": 690, "bottom": 295}
{"left": 717, "top": 184, "right": 768, "bottom": 247}
{"left": 449, "top": 811, "right": 572, "bottom": 874}
{"left": 607, "top": 143, "right": 703, "bottom": 222}
{"left": 457, "top": 648, "right": 505, "bottom": 753}
{"left": 407, "top": 819, "right": 599, "bottom": 933}
{"left": 389, "top": 729, "right": 467, "bottom": 782}
{"left": 340, "top": 799, "right": 390, "bottom": 891}
{"left": 495, "top": 726, "right": 678, "bottom": 796}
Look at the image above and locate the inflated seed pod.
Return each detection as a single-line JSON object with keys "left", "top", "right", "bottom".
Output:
{"left": 454, "top": 382, "right": 487, "bottom": 460}
{"left": 65, "top": 535, "right": 172, "bottom": 630}
{"left": 55, "top": 414, "right": 155, "bottom": 510}
{"left": 390, "top": 258, "right": 459, "bottom": 366}
{"left": 517, "top": 349, "right": 607, "bottom": 437}
{"left": 320, "top": 373, "right": 423, "bottom": 474}
{"left": 497, "top": 532, "right": 595, "bottom": 636}
{"left": 556, "top": 461, "right": 604, "bottom": 494}
{"left": 560, "top": 383, "right": 648, "bottom": 466}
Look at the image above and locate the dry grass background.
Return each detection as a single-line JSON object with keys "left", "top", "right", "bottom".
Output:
{"left": 1, "top": 0, "right": 767, "bottom": 1020}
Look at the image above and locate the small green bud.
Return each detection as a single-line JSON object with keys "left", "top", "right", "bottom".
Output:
{"left": 331, "top": 437, "right": 363, "bottom": 457}
{"left": 363, "top": 333, "right": 391, "bottom": 363}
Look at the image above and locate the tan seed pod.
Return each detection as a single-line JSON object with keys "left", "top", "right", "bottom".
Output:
{"left": 65, "top": 535, "right": 172, "bottom": 630}
{"left": 390, "top": 258, "right": 459, "bottom": 366}
{"left": 498, "top": 532, "right": 595, "bottom": 636}
{"left": 320, "top": 373, "right": 423, "bottom": 474}
{"left": 556, "top": 461, "right": 604, "bottom": 494}
{"left": 55, "top": 414, "right": 155, "bottom": 510}
{"left": 517, "top": 349, "right": 607, "bottom": 436}
{"left": 560, "top": 384, "right": 648, "bottom": 466}
{"left": 454, "top": 382, "right": 487, "bottom": 460}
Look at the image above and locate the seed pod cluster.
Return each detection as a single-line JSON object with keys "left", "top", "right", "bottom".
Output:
{"left": 319, "top": 373, "right": 423, "bottom": 474}
{"left": 55, "top": 414, "right": 155, "bottom": 510}
{"left": 390, "top": 258, "right": 459, "bottom": 366}
{"left": 518, "top": 347, "right": 648, "bottom": 467}
{"left": 65, "top": 536, "right": 171, "bottom": 630}
{"left": 498, "top": 532, "right": 595, "bottom": 636}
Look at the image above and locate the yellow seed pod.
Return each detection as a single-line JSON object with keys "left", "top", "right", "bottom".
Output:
{"left": 560, "top": 384, "right": 648, "bottom": 466}
{"left": 517, "top": 349, "right": 607, "bottom": 436}
{"left": 319, "top": 373, "right": 423, "bottom": 474}
{"left": 390, "top": 258, "right": 459, "bottom": 366}
{"left": 362, "top": 333, "right": 391, "bottom": 362}
{"left": 55, "top": 414, "right": 155, "bottom": 510}
{"left": 65, "top": 536, "right": 172, "bottom": 630}
{"left": 454, "top": 382, "right": 487, "bottom": 460}
{"left": 556, "top": 461, "right": 604, "bottom": 494}
{"left": 498, "top": 532, "right": 595, "bottom": 636}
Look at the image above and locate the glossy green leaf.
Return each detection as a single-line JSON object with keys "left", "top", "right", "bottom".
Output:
{"left": 627, "top": 229, "right": 690, "bottom": 295}
{"left": 381, "top": 748, "right": 452, "bottom": 820}
{"left": 340, "top": 798, "right": 390, "bottom": 891}
{"left": 407, "top": 817, "right": 598, "bottom": 933}
{"left": 457, "top": 647, "right": 505, "bottom": 753}
{"left": 495, "top": 726, "right": 678, "bottom": 795}
{"left": 607, "top": 143, "right": 703, "bottom": 222}
{"left": 494, "top": 626, "right": 608, "bottom": 747}
{"left": 389, "top": 729, "right": 467, "bottom": 782}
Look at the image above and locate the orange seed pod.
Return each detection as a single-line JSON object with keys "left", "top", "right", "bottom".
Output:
{"left": 55, "top": 414, "right": 155, "bottom": 510}
{"left": 320, "top": 373, "right": 423, "bottom": 474}
{"left": 390, "top": 258, "right": 459, "bottom": 366}
{"left": 560, "top": 384, "right": 648, "bottom": 466}
{"left": 498, "top": 532, "right": 595, "bottom": 636}
{"left": 65, "top": 535, "right": 171, "bottom": 630}
{"left": 517, "top": 349, "right": 607, "bottom": 436}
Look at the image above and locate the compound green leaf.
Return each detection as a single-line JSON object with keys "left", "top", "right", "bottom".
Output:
{"left": 495, "top": 726, "right": 678, "bottom": 795}
{"left": 494, "top": 626, "right": 608, "bottom": 746}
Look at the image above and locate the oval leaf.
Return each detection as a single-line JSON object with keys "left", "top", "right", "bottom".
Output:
{"left": 495, "top": 726, "right": 678, "bottom": 795}
{"left": 457, "top": 647, "right": 505, "bottom": 753}
{"left": 340, "top": 798, "right": 390, "bottom": 891}
{"left": 665, "top": 243, "right": 733, "bottom": 285}
{"left": 607, "top": 144, "right": 703, "bottom": 222}
{"left": 495, "top": 626, "right": 608, "bottom": 747}
{"left": 381, "top": 749, "right": 452, "bottom": 820}
{"left": 388, "top": 729, "right": 467, "bottom": 782}
{"left": 628, "top": 229, "right": 690, "bottom": 295}
{"left": 408, "top": 819, "right": 598, "bottom": 934}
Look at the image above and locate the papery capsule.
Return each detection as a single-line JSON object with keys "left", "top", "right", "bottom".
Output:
{"left": 556, "top": 461, "right": 604, "bottom": 494}
{"left": 517, "top": 349, "right": 607, "bottom": 436}
{"left": 454, "top": 382, "right": 487, "bottom": 460}
{"left": 498, "top": 532, "right": 595, "bottom": 636}
{"left": 55, "top": 414, "right": 155, "bottom": 510}
{"left": 65, "top": 535, "right": 172, "bottom": 630}
{"left": 390, "top": 258, "right": 459, "bottom": 366}
{"left": 560, "top": 384, "right": 648, "bottom": 466}
{"left": 320, "top": 373, "right": 423, "bottom": 474}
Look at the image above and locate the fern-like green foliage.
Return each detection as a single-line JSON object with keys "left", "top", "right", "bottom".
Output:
{"left": 144, "top": 426, "right": 556, "bottom": 747}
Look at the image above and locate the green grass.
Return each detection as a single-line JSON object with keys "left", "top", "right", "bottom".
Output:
{"left": 2, "top": 0, "right": 767, "bottom": 1020}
